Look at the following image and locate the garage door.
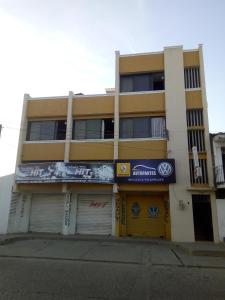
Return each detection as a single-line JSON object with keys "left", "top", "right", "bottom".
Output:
{"left": 126, "top": 195, "right": 166, "bottom": 238}
{"left": 76, "top": 194, "right": 112, "bottom": 235}
{"left": 29, "top": 194, "right": 64, "bottom": 233}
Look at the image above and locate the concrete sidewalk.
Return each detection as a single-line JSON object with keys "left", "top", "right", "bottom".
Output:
{"left": 0, "top": 233, "right": 225, "bottom": 258}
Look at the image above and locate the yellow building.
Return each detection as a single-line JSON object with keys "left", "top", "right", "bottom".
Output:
{"left": 10, "top": 45, "right": 219, "bottom": 242}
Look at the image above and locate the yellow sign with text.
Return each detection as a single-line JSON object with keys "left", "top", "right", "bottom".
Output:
{"left": 116, "top": 163, "right": 131, "bottom": 177}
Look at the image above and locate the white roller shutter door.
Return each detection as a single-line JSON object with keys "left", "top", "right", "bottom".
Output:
{"left": 29, "top": 194, "right": 64, "bottom": 233}
{"left": 76, "top": 194, "right": 112, "bottom": 235}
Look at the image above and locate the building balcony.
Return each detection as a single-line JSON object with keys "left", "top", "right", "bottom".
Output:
{"left": 215, "top": 165, "right": 225, "bottom": 187}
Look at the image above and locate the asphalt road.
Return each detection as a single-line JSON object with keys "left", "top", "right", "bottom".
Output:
{"left": 0, "top": 239, "right": 225, "bottom": 299}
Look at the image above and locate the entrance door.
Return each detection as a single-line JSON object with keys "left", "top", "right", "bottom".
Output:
{"left": 76, "top": 194, "right": 112, "bottom": 235}
{"left": 126, "top": 195, "right": 166, "bottom": 238}
{"left": 192, "top": 195, "right": 213, "bottom": 241}
{"left": 29, "top": 194, "right": 64, "bottom": 233}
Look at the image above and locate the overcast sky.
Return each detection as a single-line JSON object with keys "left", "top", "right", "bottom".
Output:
{"left": 0, "top": 0, "right": 225, "bottom": 176}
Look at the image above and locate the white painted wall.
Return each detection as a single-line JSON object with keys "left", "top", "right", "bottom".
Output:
{"left": 216, "top": 199, "right": 225, "bottom": 242}
{"left": 0, "top": 174, "right": 14, "bottom": 234}
{"left": 164, "top": 46, "right": 195, "bottom": 242}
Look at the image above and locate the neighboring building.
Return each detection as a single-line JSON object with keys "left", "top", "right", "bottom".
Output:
{"left": 10, "top": 45, "right": 219, "bottom": 242}
{"left": 211, "top": 133, "right": 225, "bottom": 242}
{"left": 0, "top": 174, "right": 14, "bottom": 234}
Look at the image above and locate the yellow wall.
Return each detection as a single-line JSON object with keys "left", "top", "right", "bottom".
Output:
{"left": 73, "top": 96, "right": 114, "bottom": 116}
{"left": 186, "top": 90, "right": 203, "bottom": 109}
{"left": 70, "top": 142, "right": 114, "bottom": 160}
{"left": 118, "top": 184, "right": 169, "bottom": 192}
{"left": 18, "top": 183, "right": 62, "bottom": 191}
{"left": 119, "top": 140, "right": 167, "bottom": 159}
{"left": 67, "top": 183, "right": 113, "bottom": 191}
{"left": 120, "top": 93, "right": 165, "bottom": 114}
{"left": 119, "top": 53, "right": 164, "bottom": 74}
{"left": 183, "top": 51, "right": 200, "bottom": 67}
{"left": 27, "top": 99, "right": 68, "bottom": 118}
{"left": 22, "top": 143, "right": 65, "bottom": 161}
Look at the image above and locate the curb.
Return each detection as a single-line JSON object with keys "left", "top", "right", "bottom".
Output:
{"left": 0, "top": 234, "right": 171, "bottom": 246}
{"left": 176, "top": 244, "right": 225, "bottom": 258}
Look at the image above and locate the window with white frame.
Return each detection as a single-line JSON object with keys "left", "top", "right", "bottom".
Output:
{"left": 26, "top": 120, "right": 67, "bottom": 141}
{"left": 73, "top": 119, "right": 114, "bottom": 140}
{"left": 120, "top": 117, "right": 166, "bottom": 139}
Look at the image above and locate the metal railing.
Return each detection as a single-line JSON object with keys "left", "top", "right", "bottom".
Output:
{"left": 215, "top": 165, "right": 225, "bottom": 185}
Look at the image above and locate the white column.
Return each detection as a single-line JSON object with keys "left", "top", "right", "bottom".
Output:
{"left": 164, "top": 46, "right": 195, "bottom": 242}
{"left": 199, "top": 45, "right": 214, "bottom": 187}
{"left": 112, "top": 51, "right": 120, "bottom": 233}
{"left": 13, "top": 94, "right": 30, "bottom": 192}
{"left": 62, "top": 91, "right": 73, "bottom": 194}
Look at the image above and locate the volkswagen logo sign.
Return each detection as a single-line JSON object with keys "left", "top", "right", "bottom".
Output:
{"left": 157, "top": 162, "right": 173, "bottom": 177}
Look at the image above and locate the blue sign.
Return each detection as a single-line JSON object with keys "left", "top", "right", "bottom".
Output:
{"left": 116, "top": 159, "right": 176, "bottom": 183}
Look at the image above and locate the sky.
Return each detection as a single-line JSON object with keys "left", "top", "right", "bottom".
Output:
{"left": 0, "top": 0, "right": 225, "bottom": 176}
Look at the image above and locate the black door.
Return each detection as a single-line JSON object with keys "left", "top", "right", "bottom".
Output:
{"left": 192, "top": 195, "right": 213, "bottom": 241}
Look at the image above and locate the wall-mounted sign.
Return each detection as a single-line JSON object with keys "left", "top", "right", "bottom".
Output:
{"left": 16, "top": 162, "right": 114, "bottom": 184}
{"left": 116, "top": 159, "right": 176, "bottom": 184}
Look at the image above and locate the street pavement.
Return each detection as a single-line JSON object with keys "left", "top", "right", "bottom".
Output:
{"left": 0, "top": 239, "right": 225, "bottom": 299}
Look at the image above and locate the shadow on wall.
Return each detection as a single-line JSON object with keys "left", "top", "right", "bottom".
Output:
{"left": 0, "top": 174, "right": 14, "bottom": 234}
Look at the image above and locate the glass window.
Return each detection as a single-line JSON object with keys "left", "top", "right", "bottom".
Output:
{"left": 120, "top": 117, "right": 166, "bottom": 139}
{"left": 28, "top": 122, "right": 42, "bottom": 141}
{"left": 120, "top": 119, "right": 133, "bottom": 138}
{"left": 133, "top": 74, "right": 150, "bottom": 92}
{"left": 86, "top": 119, "right": 102, "bottom": 139}
{"left": 27, "top": 120, "right": 66, "bottom": 141}
{"left": 120, "top": 77, "right": 133, "bottom": 92}
{"left": 120, "top": 72, "right": 164, "bottom": 92}
{"left": 151, "top": 117, "right": 166, "bottom": 138}
{"left": 73, "top": 119, "right": 114, "bottom": 140}
{"left": 133, "top": 117, "right": 149, "bottom": 138}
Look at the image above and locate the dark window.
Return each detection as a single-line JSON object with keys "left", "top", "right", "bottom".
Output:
{"left": 27, "top": 120, "right": 66, "bottom": 141}
{"left": 187, "top": 129, "right": 205, "bottom": 152}
{"left": 184, "top": 67, "right": 201, "bottom": 89}
{"left": 120, "top": 72, "right": 164, "bottom": 92}
{"left": 186, "top": 109, "right": 203, "bottom": 127}
{"left": 73, "top": 119, "right": 114, "bottom": 140}
{"left": 189, "top": 159, "right": 208, "bottom": 184}
{"left": 120, "top": 117, "right": 166, "bottom": 139}
{"left": 104, "top": 119, "right": 114, "bottom": 139}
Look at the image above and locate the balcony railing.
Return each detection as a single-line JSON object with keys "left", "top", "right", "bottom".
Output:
{"left": 215, "top": 165, "right": 225, "bottom": 185}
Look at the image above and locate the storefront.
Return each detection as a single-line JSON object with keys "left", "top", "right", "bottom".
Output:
{"left": 115, "top": 159, "right": 175, "bottom": 239}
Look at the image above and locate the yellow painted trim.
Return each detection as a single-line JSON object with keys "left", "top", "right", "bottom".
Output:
{"left": 73, "top": 96, "right": 114, "bottom": 116}
{"left": 119, "top": 53, "right": 164, "bottom": 73}
{"left": 120, "top": 112, "right": 165, "bottom": 118}
{"left": 118, "top": 184, "right": 169, "bottom": 192}
{"left": 120, "top": 93, "right": 165, "bottom": 114}
{"left": 70, "top": 142, "right": 114, "bottom": 160}
{"left": 27, "top": 99, "right": 68, "bottom": 118}
{"left": 17, "top": 183, "right": 63, "bottom": 191}
{"left": 67, "top": 183, "right": 113, "bottom": 191}
{"left": 22, "top": 143, "right": 65, "bottom": 161}
{"left": 119, "top": 140, "right": 167, "bottom": 160}
{"left": 183, "top": 51, "right": 200, "bottom": 67}
{"left": 189, "top": 153, "right": 207, "bottom": 159}
{"left": 186, "top": 90, "right": 203, "bottom": 109}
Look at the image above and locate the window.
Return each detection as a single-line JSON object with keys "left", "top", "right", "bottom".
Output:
{"left": 186, "top": 109, "right": 203, "bottom": 127}
{"left": 184, "top": 67, "right": 201, "bottom": 89}
{"left": 187, "top": 130, "right": 205, "bottom": 152}
{"left": 73, "top": 119, "right": 114, "bottom": 140}
{"left": 120, "top": 72, "right": 164, "bottom": 92}
{"left": 26, "top": 120, "right": 66, "bottom": 141}
{"left": 189, "top": 159, "right": 208, "bottom": 184}
{"left": 120, "top": 117, "right": 166, "bottom": 139}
